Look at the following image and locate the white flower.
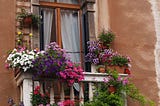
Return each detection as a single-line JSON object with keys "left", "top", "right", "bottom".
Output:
{"left": 6, "top": 48, "right": 38, "bottom": 72}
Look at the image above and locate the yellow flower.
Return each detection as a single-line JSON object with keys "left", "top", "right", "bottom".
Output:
{"left": 29, "top": 33, "right": 33, "bottom": 37}
{"left": 17, "top": 39, "right": 21, "bottom": 42}
{"left": 18, "top": 31, "right": 22, "bottom": 35}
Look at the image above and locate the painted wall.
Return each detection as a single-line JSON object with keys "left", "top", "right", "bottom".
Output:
{"left": 0, "top": 0, "right": 159, "bottom": 105}
{"left": 97, "top": 0, "right": 159, "bottom": 105}
{"left": 0, "top": 0, "right": 19, "bottom": 105}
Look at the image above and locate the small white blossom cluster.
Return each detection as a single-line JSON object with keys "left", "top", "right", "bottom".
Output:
{"left": 6, "top": 48, "right": 38, "bottom": 72}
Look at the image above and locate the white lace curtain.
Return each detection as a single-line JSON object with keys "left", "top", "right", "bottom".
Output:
{"left": 43, "top": 0, "right": 80, "bottom": 62}
{"left": 61, "top": 10, "right": 80, "bottom": 62}
{"left": 43, "top": 8, "right": 53, "bottom": 49}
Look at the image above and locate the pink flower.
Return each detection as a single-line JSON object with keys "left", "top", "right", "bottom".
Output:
{"left": 103, "top": 77, "right": 109, "bottom": 83}
{"left": 5, "top": 63, "right": 9, "bottom": 69}
{"left": 117, "top": 76, "right": 122, "bottom": 82}
{"left": 41, "top": 94, "right": 45, "bottom": 97}
{"left": 67, "top": 61, "right": 73, "bottom": 67}
{"left": 35, "top": 86, "right": 40, "bottom": 91}
{"left": 122, "top": 78, "right": 128, "bottom": 85}
{"left": 68, "top": 80, "right": 75, "bottom": 86}
{"left": 58, "top": 101, "right": 64, "bottom": 106}
{"left": 34, "top": 90, "right": 39, "bottom": 95}
{"left": 59, "top": 72, "right": 66, "bottom": 79}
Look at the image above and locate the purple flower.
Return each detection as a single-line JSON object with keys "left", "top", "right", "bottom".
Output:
{"left": 122, "top": 78, "right": 129, "bottom": 85}
{"left": 103, "top": 77, "right": 109, "bottom": 83}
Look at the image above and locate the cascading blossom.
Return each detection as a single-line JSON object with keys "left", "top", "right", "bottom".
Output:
{"left": 58, "top": 61, "right": 84, "bottom": 86}
{"left": 6, "top": 47, "right": 38, "bottom": 72}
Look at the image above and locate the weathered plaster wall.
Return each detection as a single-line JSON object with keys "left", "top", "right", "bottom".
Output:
{"left": 94, "top": 0, "right": 110, "bottom": 37}
{"left": 0, "top": 0, "right": 18, "bottom": 105}
{"left": 106, "top": 0, "right": 159, "bottom": 105}
{"left": 94, "top": 0, "right": 160, "bottom": 105}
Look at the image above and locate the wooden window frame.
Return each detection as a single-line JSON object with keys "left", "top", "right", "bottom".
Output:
{"left": 37, "top": 1, "right": 83, "bottom": 63}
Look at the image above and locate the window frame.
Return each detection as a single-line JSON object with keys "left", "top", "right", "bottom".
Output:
{"left": 37, "top": 1, "right": 84, "bottom": 64}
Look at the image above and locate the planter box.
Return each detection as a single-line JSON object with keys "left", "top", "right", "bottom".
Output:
{"left": 106, "top": 65, "right": 125, "bottom": 74}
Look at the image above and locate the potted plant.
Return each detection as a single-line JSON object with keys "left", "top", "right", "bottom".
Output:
{"left": 106, "top": 55, "right": 131, "bottom": 74}
{"left": 96, "top": 65, "right": 106, "bottom": 73}
{"left": 84, "top": 70, "right": 155, "bottom": 106}
{"left": 17, "top": 8, "right": 40, "bottom": 28}
{"left": 98, "top": 30, "right": 115, "bottom": 49}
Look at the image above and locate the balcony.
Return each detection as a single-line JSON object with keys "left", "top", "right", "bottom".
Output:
{"left": 14, "top": 68, "right": 128, "bottom": 106}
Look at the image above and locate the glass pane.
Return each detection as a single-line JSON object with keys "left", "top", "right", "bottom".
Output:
{"left": 60, "top": 9, "right": 80, "bottom": 62}
{"left": 57, "top": 0, "right": 79, "bottom": 4}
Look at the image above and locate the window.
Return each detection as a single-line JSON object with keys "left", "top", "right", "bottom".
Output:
{"left": 37, "top": 0, "right": 83, "bottom": 63}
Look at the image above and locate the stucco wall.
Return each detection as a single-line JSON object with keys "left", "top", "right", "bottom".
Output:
{"left": 0, "top": 0, "right": 18, "bottom": 105}
{"left": 107, "top": 0, "right": 159, "bottom": 105}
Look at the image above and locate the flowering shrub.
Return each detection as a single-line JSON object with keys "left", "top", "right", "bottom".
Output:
{"left": 6, "top": 47, "right": 38, "bottom": 72}
{"left": 31, "top": 86, "right": 50, "bottom": 106}
{"left": 58, "top": 61, "right": 84, "bottom": 86}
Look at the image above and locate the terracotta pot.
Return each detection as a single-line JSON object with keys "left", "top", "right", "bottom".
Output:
{"left": 23, "top": 17, "right": 32, "bottom": 26}
{"left": 97, "top": 65, "right": 106, "bottom": 73}
{"left": 108, "top": 85, "right": 116, "bottom": 93}
{"left": 106, "top": 65, "right": 125, "bottom": 74}
{"left": 98, "top": 67, "right": 106, "bottom": 73}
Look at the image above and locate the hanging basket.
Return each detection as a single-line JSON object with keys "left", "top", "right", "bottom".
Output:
{"left": 23, "top": 17, "right": 32, "bottom": 27}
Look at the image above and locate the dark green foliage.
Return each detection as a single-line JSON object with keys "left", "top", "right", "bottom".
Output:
{"left": 111, "top": 55, "right": 129, "bottom": 67}
{"left": 99, "top": 30, "right": 115, "bottom": 48}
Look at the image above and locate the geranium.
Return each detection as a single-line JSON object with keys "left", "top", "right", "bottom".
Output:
{"left": 99, "top": 49, "right": 114, "bottom": 65}
{"left": 6, "top": 47, "right": 38, "bottom": 72}
{"left": 58, "top": 61, "right": 84, "bottom": 86}
{"left": 103, "top": 71, "right": 129, "bottom": 93}
{"left": 31, "top": 86, "right": 50, "bottom": 106}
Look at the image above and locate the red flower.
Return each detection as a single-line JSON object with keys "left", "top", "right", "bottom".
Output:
{"left": 41, "top": 94, "right": 45, "bottom": 97}
{"left": 34, "top": 90, "right": 39, "bottom": 95}
{"left": 63, "top": 100, "right": 75, "bottom": 106}
{"left": 124, "top": 68, "right": 131, "bottom": 75}
{"left": 35, "top": 86, "right": 40, "bottom": 91}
